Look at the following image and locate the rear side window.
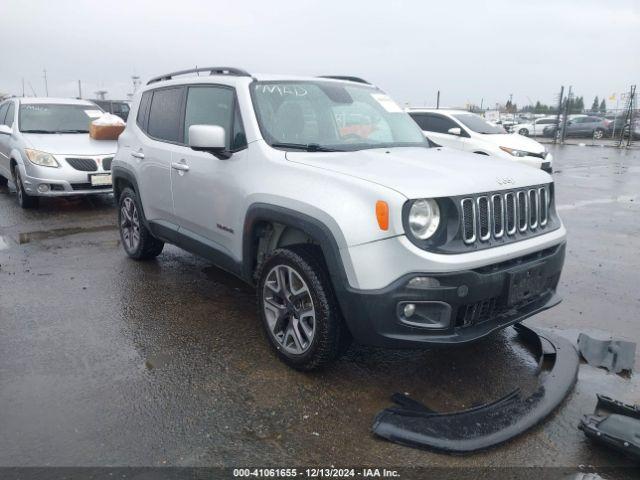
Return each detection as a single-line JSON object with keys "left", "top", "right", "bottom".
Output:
{"left": 136, "top": 92, "right": 152, "bottom": 130}
{"left": 412, "top": 113, "right": 458, "bottom": 134}
{"left": 183, "top": 86, "right": 247, "bottom": 150}
{"left": 147, "top": 87, "right": 183, "bottom": 142}
{"left": 4, "top": 103, "right": 15, "bottom": 126}
{"left": 409, "top": 113, "right": 431, "bottom": 131}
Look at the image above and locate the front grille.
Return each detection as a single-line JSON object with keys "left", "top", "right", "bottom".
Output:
{"left": 70, "top": 183, "right": 112, "bottom": 191}
{"left": 102, "top": 157, "right": 113, "bottom": 170}
{"left": 66, "top": 157, "right": 97, "bottom": 171}
{"left": 460, "top": 185, "right": 551, "bottom": 247}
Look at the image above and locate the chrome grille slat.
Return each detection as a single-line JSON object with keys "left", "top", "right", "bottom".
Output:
{"left": 492, "top": 194, "right": 504, "bottom": 238}
{"left": 505, "top": 192, "right": 516, "bottom": 235}
{"left": 539, "top": 187, "right": 548, "bottom": 226}
{"left": 459, "top": 185, "right": 551, "bottom": 247}
{"left": 517, "top": 190, "right": 528, "bottom": 232}
{"left": 477, "top": 196, "right": 491, "bottom": 241}
{"left": 461, "top": 198, "right": 476, "bottom": 244}
{"left": 529, "top": 189, "right": 538, "bottom": 229}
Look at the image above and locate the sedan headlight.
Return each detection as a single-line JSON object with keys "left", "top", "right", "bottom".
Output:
{"left": 24, "top": 149, "right": 60, "bottom": 168}
{"left": 499, "top": 146, "right": 527, "bottom": 157}
{"left": 408, "top": 199, "right": 440, "bottom": 240}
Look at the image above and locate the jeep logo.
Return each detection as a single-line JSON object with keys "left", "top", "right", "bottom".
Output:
{"left": 496, "top": 177, "right": 515, "bottom": 185}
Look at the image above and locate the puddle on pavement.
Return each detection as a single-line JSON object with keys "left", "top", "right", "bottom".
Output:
{"left": 14, "top": 224, "right": 117, "bottom": 244}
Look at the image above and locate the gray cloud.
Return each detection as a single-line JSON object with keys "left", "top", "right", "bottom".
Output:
{"left": 1, "top": 0, "right": 638, "bottom": 108}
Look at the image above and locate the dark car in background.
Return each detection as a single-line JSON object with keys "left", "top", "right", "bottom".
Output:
{"left": 91, "top": 100, "right": 130, "bottom": 121}
{"left": 543, "top": 115, "right": 608, "bottom": 139}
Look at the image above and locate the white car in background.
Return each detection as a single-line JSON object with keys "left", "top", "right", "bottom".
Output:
{"left": 408, "top": 109, "right": 553, "bottom": 173}
{"left": 512, "top": 116, "right": 558, "bottom": 137}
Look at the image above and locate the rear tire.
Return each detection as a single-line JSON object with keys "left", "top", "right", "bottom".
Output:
{"left": 14, "top": 168, "right": 39, "bottom": 209}
{"left": 593, "top": 128, "right": 605, "bottom": 140}
{"left": 257, "top": 245, "right": 351, "bottom": 371}
{"left": 118, "top": 187, "right": 164, "bottom": 260}
{"left": 518, "top": 128, "right": 529, "bottom": 136}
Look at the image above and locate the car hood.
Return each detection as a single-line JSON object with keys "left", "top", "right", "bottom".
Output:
{"left": 22, "top": 133, "right": 117, "bottom": 156}
{"left": 286, "top": 147, "right": 551, "bottom": 199}
{"left": 474, "top": 133, "right": 547, "bottom": 154}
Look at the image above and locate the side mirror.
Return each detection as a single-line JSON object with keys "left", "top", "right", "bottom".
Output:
{"left": 447, "top": 127, "right": 462, "bottom": 136}
{"left": 0, "top": 125, "right": 12, "bottom": 135}
{"left": 188, "top": 125, "right": 231, "bottom": 159}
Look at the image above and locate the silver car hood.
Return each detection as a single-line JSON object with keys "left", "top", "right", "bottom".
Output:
{"left": 287, "top": 147, "right": 551, "bottom": 199}
{"left": 22, "top": 133, "right": 117, "bottom": 156}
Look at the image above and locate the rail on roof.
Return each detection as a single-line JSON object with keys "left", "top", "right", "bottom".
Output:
{"left": 147, "top": 67, "right": 251, "bottom": 85}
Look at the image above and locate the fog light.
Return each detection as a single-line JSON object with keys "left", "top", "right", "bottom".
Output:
{"left": 403, "top": 303, "right": 416, "bottom": 318}
{"left": 397, "top": 301, "right": 452, "bottom": 329}
{"left": 37, "top": 184, "right": 50, "bottom": 193}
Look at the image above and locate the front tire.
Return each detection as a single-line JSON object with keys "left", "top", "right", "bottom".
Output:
{"left": 257, "top": 245, "right": 351, "bottom": 371}
{"left": 118, "top": 187, "right": 164, "bottom": 260}
{"left": 593, "top": 128, "right": 605, "bottom": 140}
{"left": 518, "top": 128, "right": 529, "bottom": 136}
{"left": 14, "top": 168, "right": 39, "bottom": 209}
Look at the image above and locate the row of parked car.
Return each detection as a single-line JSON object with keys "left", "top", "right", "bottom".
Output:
{"left": 506, "top": 113, "right": 639, "bottom": 140}
{"left": 0, "top": 68, "right": 567, "bottom": 370}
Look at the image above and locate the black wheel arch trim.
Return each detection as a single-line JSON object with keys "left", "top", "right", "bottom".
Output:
{"left": 242, "top": 203, "right": 351, "bottom": 288}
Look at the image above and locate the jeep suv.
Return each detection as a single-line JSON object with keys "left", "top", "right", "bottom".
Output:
{"left": 112, "top": 67, "right": 566, "bottom": 370}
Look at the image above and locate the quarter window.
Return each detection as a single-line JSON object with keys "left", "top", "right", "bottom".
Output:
{"left": 147, "top": 87, "right": 184, "bottom": 142}
{"left": 136, "top": 91, "right": 152, "bottom": 130}
{"left": 0, "top": 104, "right": 8, "bottom": 124}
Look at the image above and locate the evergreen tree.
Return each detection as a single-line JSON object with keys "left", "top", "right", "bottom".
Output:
{"left": 599, "top": 99, "right": 606, "bottom": 113}
{"left": 591, "top": 96, "right": 599, "bottom": 112}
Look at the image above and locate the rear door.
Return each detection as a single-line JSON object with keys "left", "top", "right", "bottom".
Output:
{"left": 410, "top": 113, "right": 468, "bottom": 150}
{"left": 171, "top": 84, "right": 248, "bottom": 258}
{"left": 135, "top": 86, "right": 186, "bottom": 224}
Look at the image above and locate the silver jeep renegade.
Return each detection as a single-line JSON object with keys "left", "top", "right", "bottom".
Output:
{"left": 112, "top": 67, "right": 566, "bottom": 370}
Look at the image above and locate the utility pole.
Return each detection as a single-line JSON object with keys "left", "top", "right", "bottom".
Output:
{"left": 43, "top": 69, "right": 49, "bottom": 96}
{"left": 560, "top": 86, "right": 572, "bottom": 144}
{"left": 553, "top": 86, "right": 564, "bottom": 144}
{"left": 77, "top": 80, "right": 82, "bottom": 99}
{"left": 436, "top": 90, "right": 440, "bottom": 109}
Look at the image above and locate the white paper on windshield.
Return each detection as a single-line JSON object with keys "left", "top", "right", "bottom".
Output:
{"left": 371, "top": 93, "right": 402, "bottom": 113}
{"left": 84, "top": 109, "right": 103, "bottom": 118}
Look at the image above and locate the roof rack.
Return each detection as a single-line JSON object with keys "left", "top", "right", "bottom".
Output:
{"left": 147, "top": 67, "right": 251, "bottom": 85}
{"left": 317, "top": 75, "right": 371, "bottom": 85}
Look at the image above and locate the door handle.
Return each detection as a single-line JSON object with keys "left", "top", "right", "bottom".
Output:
{"left": 171, "top": 162, "right": 190, "bottom": 172}
{"left": 130, "top": 151, "right": 145, "bottom": 159}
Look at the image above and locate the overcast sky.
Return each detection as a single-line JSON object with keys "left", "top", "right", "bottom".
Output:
{"left": 1, "top": 0, "right": 638, "bottom": 109}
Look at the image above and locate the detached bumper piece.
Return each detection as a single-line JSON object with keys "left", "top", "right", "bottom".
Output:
{"left": 579, "top": 394, "right": 640, "bottom": 461}
{"left": 577, "top": 333, "right": 636, "bottom": 374}
{"left": 372, "top": 325, "right": 579, "bottom": 454}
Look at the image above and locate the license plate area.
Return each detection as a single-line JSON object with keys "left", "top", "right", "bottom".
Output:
{"left": 507, "top": 262, "right": 547, "bottom": 306}
{"left": 89, "top": 173, "right": 112, "bottom": 186}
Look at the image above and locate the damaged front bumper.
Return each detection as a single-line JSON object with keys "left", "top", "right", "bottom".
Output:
{"left": 372, "top": 324, "right": 579, "bottom": 453}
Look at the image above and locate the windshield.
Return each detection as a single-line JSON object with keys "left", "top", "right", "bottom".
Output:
{"left": 452, "top": 113, "right": 505, "bottom": 134}
{"left": 252, "top": 81, "right": 428, "bottom": 151}
{"left": 19, "top": 104, "right": 102, "bottom": 133}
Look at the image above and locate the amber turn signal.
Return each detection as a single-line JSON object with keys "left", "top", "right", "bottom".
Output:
{"left": 376, "top": 201, "right": 389, "bottom": 231}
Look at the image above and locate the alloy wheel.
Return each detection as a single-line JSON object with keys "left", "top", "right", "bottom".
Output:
{"left": 120, "top": 197, "right": 141, "bottom": 252}
{"left": 593, "top": 129, "right": 604, "bottom": 140}
{"left": 15, "top": 171, "right": 23, "bottom": 204}
{"left": 263, "top": 264, "right": 316, "bottom": 355}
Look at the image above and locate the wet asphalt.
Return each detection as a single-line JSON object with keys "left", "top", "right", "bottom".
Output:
{"left": 0, "top": 145, "right": 638, "bottom": 469}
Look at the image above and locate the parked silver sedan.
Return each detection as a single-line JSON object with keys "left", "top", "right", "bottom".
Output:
{"left": 0, "top": 97, "right": 117, "bottom": 208}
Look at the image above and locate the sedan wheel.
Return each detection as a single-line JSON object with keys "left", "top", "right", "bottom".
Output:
{"left": 593, "top": 129, "right": 604, "bottom": 140}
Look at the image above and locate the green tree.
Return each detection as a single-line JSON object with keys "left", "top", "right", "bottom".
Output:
{"left": 599, "top": 99, "right": 606, "bottom": 113}
{"left": 591, "top": 96, "right": 599, "bottom": 112}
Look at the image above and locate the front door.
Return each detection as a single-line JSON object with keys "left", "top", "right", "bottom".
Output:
{"left": 171, "top": 85, "right": 248, "bottom": 260}
{"left": 411, "top": 113, "right": 468, "bottom": 150}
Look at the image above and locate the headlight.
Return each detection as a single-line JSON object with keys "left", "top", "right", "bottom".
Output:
{"left": 24, "top": 149, "right": 60, "bottom": 168}
{"left": 499, "top": 146, "right": 528, "bottom": 157}
{"left": 408, "top": 199, "right": 440, "bottom": 240}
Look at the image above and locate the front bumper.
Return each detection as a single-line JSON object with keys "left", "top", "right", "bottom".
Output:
{"left": 20, "top": 160, "right": 113, "bottom": 196}
{"left": 336, "top": 242, "right": 565, "bottom": 348}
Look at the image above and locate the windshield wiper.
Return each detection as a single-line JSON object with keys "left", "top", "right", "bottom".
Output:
{"left": 271, "top": 142, "right": 343, "bottom": 152}
{"left": 56, "top": 129, "right": 90, "bottom": 134}
{"left": 21, "top": 129, "right": 57, "bottom": 134}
